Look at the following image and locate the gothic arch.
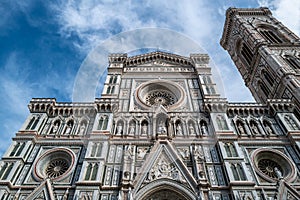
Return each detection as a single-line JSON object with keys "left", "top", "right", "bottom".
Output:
{"left": 135, "top": 179, "right": 196, "bottom": 200}
{"left": 256, "top": 23, "right": 286, "bottom": 43}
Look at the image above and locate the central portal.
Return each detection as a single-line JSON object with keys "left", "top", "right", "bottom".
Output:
{"left": 141, "top": 189, "right": 189, "bottom": 200}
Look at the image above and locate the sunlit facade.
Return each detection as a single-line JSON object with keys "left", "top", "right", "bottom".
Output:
{"left": 1, "top": 7, "right": 300, "bottom": 200}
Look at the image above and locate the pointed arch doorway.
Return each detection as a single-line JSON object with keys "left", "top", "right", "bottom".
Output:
{"left": 137, "top": 182, "right": 195, "bottom": 200}
{"left": 141, "top": 189, "right": 189, "bottom": 200}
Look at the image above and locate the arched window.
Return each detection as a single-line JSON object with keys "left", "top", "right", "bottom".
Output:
{"left": 26, "top": 116, "right": 40, "bottom": 130}
{"left": 216, "top": 115, "right": 229, "bottom": 130}
{"left": 9, "top": 143, "right": 20, "bottom": 156}
{"left": 109, "top": 76, "right": 114, "bottom": 84}
{"left": 90, "top": 143, "right": 102, "bottom": 157}
{"left": 111, "top": 86, "right": 115, "bottom": 94}
{"left": 15, "top": 143, "right": 25, "bottom": 156}
{"left": 259, "top": 30, "right": 282, "bottom": 43}
{"left": 259, "top": 81, "right": 270, "bottom": 98}
{"left": 231, "top": 163, "right": 246, "bottom": 181}
{"left": 98, "top": 115, "right": 109, "bottom": 130}
{"left": 262, "top": 70, "right": 274, "bottom": 86}
{"left": 283, "top": 55, "right": 300, "bottom": 70}
{"left": 84, "top": 163, "right": 92, "bottom": 180}
{"left": 106, "top": 86, "right": 111, "bottom": 94}
{"left": 113, "top": 76, "right": 118, "bottom": 84}
{"left": 241, "top": 43, "right": 253, "bottom": 65}
{"left": 0, "top": 162, "right": 13, "bottom": 180}
{"left": 224, "top": 143, "right": 237, "bottom": 157}
{"left": 26, "top": 117, "right": 35, "bottom": 130}
{"left": 84, "top": 163, "right": 98, "bottom": 181}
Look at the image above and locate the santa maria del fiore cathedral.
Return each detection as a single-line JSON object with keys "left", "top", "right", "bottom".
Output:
{"left": 1, "top": 7, "right": 300, "bottom": 200}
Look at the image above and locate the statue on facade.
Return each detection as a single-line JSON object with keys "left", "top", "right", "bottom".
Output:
{"left": 274, "top": 167, "right": 283, "bottom": 179}
{"left": 189, "top": 123, "right": 195, "bottom": 135}
{"left": 65, "top": 123, "right": 72, "bottom": 135}
{"left": 176, "top": 124, "right": 183, "bottom": 135}
{"left": 116, "top": 123, "right": 123, "bottom": 135}
{"left": 201, "top": 123, "right": 208, "bottom": 135}
{"left": 79, "top": 123, "right": 86, "bottom": 135}
{"left": 237, "top": 123, "right": 245, "bottom": 135}
{"left": 52, "top": 122, "right": 59, "bottom": 134}
{"left": 129, "top": 123, "right": 135, "bottom": 136}
{"left": 251, "top": 123, "right": 259, "bottom": 135}
{"left": 265, "top": 124, "right": 273, "bottom": 135}
{"left": 158, "top": 120, "right": 167, "bottom": 135}
{"left": 142, "top": 124, "right": 148, "bottom": 135}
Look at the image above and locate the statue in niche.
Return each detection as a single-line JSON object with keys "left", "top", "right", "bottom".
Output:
{"left": 237, "top": 123, "right": 245, "bottom": 135}
{"left": 65, "top": 123, "right": 72, "bottom": 135}
{"left": 129, "top": 123, "right": 135, "bottom": 135}
{"left": 79, "top": 122, "right": 86, "bottom": 135}
{"left": 201, "top": 122, "right": 208, "bottom": 135}
{"left": 116, "top": 123, "right": 123, "bottom": 135}
{"left": 189, "top": 123, "right": 195, "bottom": 135}
{"left": 52, "top": 122, "right": 59, "bottom": 134}
{"left": 157, "top": 120, "right": 167, "bottom": 135}
{"left": 142, "top": 124, "right": 148, "bottom": 135}
{"left": 265, "top": 124, "right": 273, "bottom": 135}
{"left": 176, "top": 124, "right": 183, "bottom": 135}
{"left": 251, "top": 123, "right": 259, "bottom": 135}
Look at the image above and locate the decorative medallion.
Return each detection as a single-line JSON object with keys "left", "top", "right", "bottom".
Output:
{"left": 34, "top": 148, "right": 76, "bottom": 181}
{"left": 46, "top": 158, "right": 70, "bottom": 179}
{"left": 257, "top": 159, "right": 282, "bottom": 179}
{"left": 251, "top": 148, "right": 297, "bottom": 182}
{"left": 135, "top": 80, "right": 185, "bottom": 110}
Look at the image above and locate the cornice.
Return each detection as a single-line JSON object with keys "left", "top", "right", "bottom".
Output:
{"left": 220, "top": 7, "right": 272, "bottom": 49}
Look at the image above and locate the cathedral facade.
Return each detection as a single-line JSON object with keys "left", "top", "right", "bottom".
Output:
{"left": 1, "top": 7, "right": 300, "bottom": 200}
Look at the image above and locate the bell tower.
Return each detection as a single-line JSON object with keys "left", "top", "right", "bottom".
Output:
{"left": 220, "top": 7, "right": 300, "bottom": 118}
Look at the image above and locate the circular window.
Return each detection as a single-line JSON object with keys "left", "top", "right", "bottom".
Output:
{"left": 34, "top": 148, "right": 75, "bottom": 181}
{"left": 251, "top": 148, "right": 296, "bottom": 182}
{"left": 135, "top": 80, "right": 185, "bottom": 110}
{"left": 257, "top": 159, "right": 282, "bottom": 179}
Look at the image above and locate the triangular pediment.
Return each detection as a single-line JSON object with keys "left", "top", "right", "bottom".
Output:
{"left": 25, "top": 179, "right": 56, "bottom": 200}
{"left": 133, "top": 140, "right": 198, "bottom": 196}
{"left": 125, "top": 51, "right": 193, "bottom": 67}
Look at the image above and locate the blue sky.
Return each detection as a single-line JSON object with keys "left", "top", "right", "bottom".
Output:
{"left": 0, "top": 0, "right": 299, "bottom": 157}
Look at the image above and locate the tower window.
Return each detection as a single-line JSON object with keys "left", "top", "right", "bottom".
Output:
{"left": 283, "top": 55, "right": 300, "bottom": 70}
{"left": 260, "top": 30, "right": 282, "bottom": 44}
{"left": 241, "top": 43, "right": 253, "bottom": 65}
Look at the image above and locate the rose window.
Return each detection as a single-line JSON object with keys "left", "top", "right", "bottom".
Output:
{"left": 46, "top": 158, "right": 70, "bottom": 179}
{"left": 34, "top": 148, "right": 75, "bottom": 181}
{"left": 135, "top": 80, "right": 186, "bottom": 110}
{"left": 251, "top": 148, "right": 297, "bottom": 182}
{"left": 145, "top": 90, "right": 177, "bottom": 107}
{"left": 257, "top": 159, "right": 282, "bottom": 179}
